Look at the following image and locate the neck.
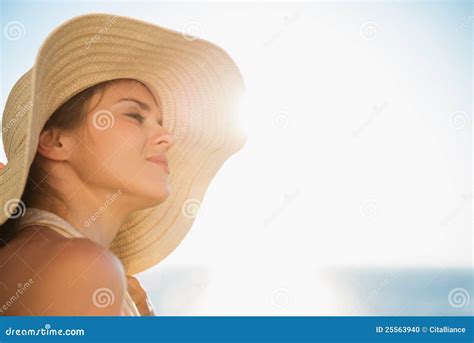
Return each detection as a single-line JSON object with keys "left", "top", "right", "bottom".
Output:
{"left": 31, "top": 188, "right": 129, "bottom": 249}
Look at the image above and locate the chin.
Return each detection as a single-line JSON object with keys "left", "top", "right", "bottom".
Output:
{"left": 142, "top": 187, "right": 170, "bottom": 207}
{"left": 125, "top": 178, "right": 170, "bottom": 208}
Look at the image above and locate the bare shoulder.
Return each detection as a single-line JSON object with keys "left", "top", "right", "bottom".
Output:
{"left": 0, "top": 225, "right": 126, "bottom": 316}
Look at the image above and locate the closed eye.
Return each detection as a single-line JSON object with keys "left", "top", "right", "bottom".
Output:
{"left": 125, "top": 113, "right": 145, "bottom": 124}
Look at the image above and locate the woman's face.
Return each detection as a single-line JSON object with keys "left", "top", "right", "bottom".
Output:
{"left": 71, "top": 79, "right": 173, "bottom": 210}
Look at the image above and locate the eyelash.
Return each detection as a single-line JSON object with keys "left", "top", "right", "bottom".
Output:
{"left": 126, "top": 113, "right": 145, "bottom": 124}
{"left": 125, "top": 112, "right": 163, "bottom": 126}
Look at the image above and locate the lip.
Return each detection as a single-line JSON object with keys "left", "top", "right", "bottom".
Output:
{"left": 146, "top": 155, "right": 169, "bottom": 173}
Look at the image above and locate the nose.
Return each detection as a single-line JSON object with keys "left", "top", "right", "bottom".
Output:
{"left": 151, "top": 125, "right": 173, "bottom": 149}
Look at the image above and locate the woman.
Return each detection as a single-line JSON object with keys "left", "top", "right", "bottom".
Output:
{"left": 0, "top": 13, "right": 246, "bottom": 316}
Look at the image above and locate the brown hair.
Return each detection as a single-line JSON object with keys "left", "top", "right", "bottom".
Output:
{"left": 0, "top": 78, "right": 132, "bottom": 247}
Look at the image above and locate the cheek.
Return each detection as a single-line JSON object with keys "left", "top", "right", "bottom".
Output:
{"left": 86, "top": 121, "right": 146, "bottom": 177}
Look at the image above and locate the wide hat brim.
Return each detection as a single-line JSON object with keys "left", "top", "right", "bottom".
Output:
{"left": 0, "top": 13, "right": 246, "bottom": 274}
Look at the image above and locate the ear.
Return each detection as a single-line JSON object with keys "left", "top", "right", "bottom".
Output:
{"left": 37, "top": 128, "right": 77, "bottom": 162}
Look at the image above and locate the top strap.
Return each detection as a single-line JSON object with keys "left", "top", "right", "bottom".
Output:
{"left": 15, "top": 207, "right": 85, "bottom": 239}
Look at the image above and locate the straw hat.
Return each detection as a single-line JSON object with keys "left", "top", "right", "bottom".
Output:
{"left": 0, "top": 13, "right": 246, "bottom": 274}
